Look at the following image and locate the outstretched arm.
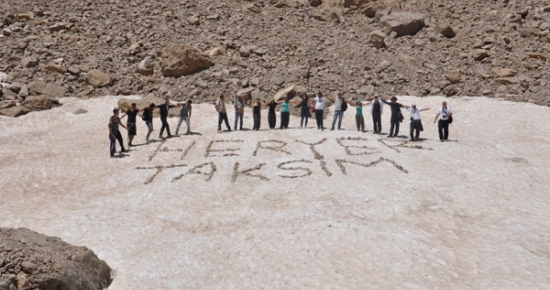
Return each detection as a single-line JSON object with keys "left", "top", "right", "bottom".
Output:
{"left": 421, "top": 108, "right": 430, "bottom": 111}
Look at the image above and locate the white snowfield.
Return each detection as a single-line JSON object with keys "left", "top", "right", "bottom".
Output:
{"left": 1, "top": 95, "right": 550, "bottom": 289}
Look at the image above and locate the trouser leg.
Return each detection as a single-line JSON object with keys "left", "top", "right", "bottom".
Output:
{"left": 109, "top": 134, "right": 116, "bottom": 156}
{"left": 116, "top": 131, "right": 125, "bottom": 151}
{"left": 438, "top": 120, "right": 444, "bottom": 140}
{"left": 223, "top": 113, "right": 231, "bottom": 130}
{"left": 184, "top": 117, "right": 190, "bottom": 133}
{"left": 355, "top": 115, "right": 360, "bottom": 131}
{"left": 175, "top": 116, "right": 184, "bottom": 135}
{"left": 360, "top": 115, "right": 365, "bottom": 131}
{"left": 305, "top": 116, "right": 308, "bottom": 126}
{"left": 218, "top": 112, "right": 223, "bottom": 130}
{"left": 390, "top": 120, "right": 396, "bottom": 136}
{"left": 301, "top": 116, "right": 304, "bottom": 127}
{"left": 373, "top": 114, "right": 381, "bottom": 133}
{"left": 337, "top": 111, "right": 343, "bottom": 129}
{"left": 234, "top": 112, "right": 238, "bottom": 130}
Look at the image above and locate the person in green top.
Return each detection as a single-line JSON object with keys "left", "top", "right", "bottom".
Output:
{"left": 355, "top": 99, "right": 367, "bottom": 132}
{"left": 275, "top": 96, "right": 290, "bottom": 129}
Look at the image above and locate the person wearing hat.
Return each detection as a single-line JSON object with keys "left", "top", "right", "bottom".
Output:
{"left": 381, "top": 96, "right": 405, "bottom": 137}
{"left": 234, "top": 93, "right": 245, "bottom": 130}
{"left": 175, "top": 99, "right": 193, "bottom": 135}
{"left": 108, "top": 108, "right": 128, "bottom": 157}
{"left": 404, "top": 103, "right": 430, "bottom": 141}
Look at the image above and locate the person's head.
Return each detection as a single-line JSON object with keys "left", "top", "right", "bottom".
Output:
{"left": 302, "top": 93, "right": 308, "bottom": 100}
{"left": 255, "top": 98, "right": 260, "bottom": 104}
{"left": 337, "top": 92, "right": 342, "bottom": 98}
{"left": 149, "top": 103, "right": 156, "bottom": 109}
{"left": 442, "top": 101, "right": 447, "bottom": 107}
{"left": 270, "top": 99, "right": 275, "bottom": 104}
{"left": 220, "top": 94, "right": 225, "bottom": 100}
{"left": 113, "top": 108, "right": 119, "bottom": 115}
{"left": 283, "top": 97, "right": 288, "bottom": 102}
{"left": 391, "top": 96, "right": 397, "bottom": 103}
{"left": 318, "top": 92, "right": 323, "bottom": 97}
{"left": 187, "top": 100, "right": 192, "bottom": 106}
{"left": 374, "top": 95, "right": 379, "bottom": 102}
{"left": 131, "top": 103, "right": 136, "bottom": 110}
{"left": 237, "top": 93, "right": 242, "bottom": 99}
{"left": 164, "top": 98, "right": 170, "bottom": 105}
{"left": 411, "top": 103, "right": 416, "bottom": 109}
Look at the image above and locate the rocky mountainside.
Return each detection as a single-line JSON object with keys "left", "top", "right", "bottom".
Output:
{"left": 1, "top": 0, "right": 550, "bottom": 116}
{"left": 0, "top": 228, "right": 111, "bottom": 290}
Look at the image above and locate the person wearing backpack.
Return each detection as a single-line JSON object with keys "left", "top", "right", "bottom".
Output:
{"left": 216, "top": 88, "right": 233, "bottom": 133}
{"left": 434, "top": 101, "right": 453, "bottom": 142}
{"left": 142, "top": 103, "right": 157, "bottom": 143}
{"left": 327, "top": 92, "right": 349, "bottom": 131}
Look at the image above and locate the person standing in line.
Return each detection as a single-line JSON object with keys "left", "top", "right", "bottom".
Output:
{"left": 354, "top": 99, "right": 366, "bottom": 132}
{"left": 108, "top": 108, "right": 128, "bottom": 157}
{"left": 267, "top": 99, "right": 277, "bottom": 129}
{"left": 157, "top": 98, "right": 178, "bottom": 139}
{"left": 327, "top": 92, "right": 349, "bottom": 131}
{"left": 434, "top": 101, "right": 453, "bottom": 142}
{"left": 252, "top": 98, "right": 269, "bottom": 131}
{"left": 381, "top": 96, "right": 405, "bottom": 137}
{"left": 313, "top": 92, "right": 327, "bottom": 130}
{"left": 216, "top": 88, "right": 232, "bottom": 133}
{"left": 275, "top": 97, "right": 291, "bottom": 129}
{"left": 290, "top": 93, "right": 311, "bottom": 128}
{"left": 175, "top": 100, "right": 192, "bottom": 135}
{"left": 120, "top": 103, "right": 139, "bottom": 147}
{"left": 404, "top": 103, "right": 430, "bottom": 141}
{"left": 365, "top": 94, "right": 384, "bottom": 134}
{"left": 142, "top": 103, "right": 157, "bottom": 143}
{"left": 234, "top": 93, "right": 245, "bottom": 130}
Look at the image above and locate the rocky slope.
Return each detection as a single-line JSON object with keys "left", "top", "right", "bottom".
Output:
{"left": 1, "top": 0, "right": 549, "bottom": 116}
{"left": 0, "top": 228, "right": 111, "bottom": 290}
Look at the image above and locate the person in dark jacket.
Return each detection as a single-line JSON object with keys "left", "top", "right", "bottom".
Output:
{"left": 157, "top": 98, "right": 178, "bottom": 139}
{"left": 381, "top": 96, "right": 405, "bottom": 137}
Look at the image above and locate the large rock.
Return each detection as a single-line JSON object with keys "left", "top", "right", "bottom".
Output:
{"left": 473, "top": 49, "right": 489, "bottom": 61}
{"left": 308, "top": 5, "right": 344, "bottom": 23}
{"left": 160, "top": 44, "right": 214, "bottom": 77}
{"left": 0, "top": 227, "right": 111, "bottom": 290}
{"left": 439, "top": 24, "right": 456, "bottom": 38}
{"left": 379, "top": 11, "right": 425, "bottom": 37}
{"left": 274, "top": 85, "right": 295, "bottom": 101}
{"left": 22, "top": 95, "right": 53, "bottom": 111}
{"left": 369, "top": 30, "right": 387, "bottom": 49}
{"left": 21, "top": 56, "right": 39, "bottom": 68}
{"left": 137, "top": 58, "right": 154, "bottom": 76}
{"left": 29, "top": 81, "right": 66, "bottom": 97}
{"left": 87, "top": 70, "right": 112, "bottom": 87}
{"left": 491, "top": 68, "right": 517, "bottom": 78}
{"left": 0, "top": 105, "right": 30, "bottom": 117}
{"left": 446, "top": 70, "right": 462, "bottom": 84}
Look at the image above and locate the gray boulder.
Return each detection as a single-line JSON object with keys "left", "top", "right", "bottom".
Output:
{"left": 29, "top": 81, "right": 66, "bottom": 98}
{"left": 380, "top": 11, "right": 425, "bottom": 37}
{"left": 160, "top": 44, "right": 214, "bottom": 77}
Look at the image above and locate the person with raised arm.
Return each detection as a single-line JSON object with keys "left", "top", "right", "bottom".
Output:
{"left": 274, "top": 95, "right": 291, "bottom": 129}
{"left": 157, "top": 98, "right": 180, "bottom": 139}
{"left": 175, "top": 99, "right": 192, "bottom": 136}
{"left": 363, "top": 94, "right": 385, "bottom": 134}
{"left": 381, "top": 96, "right": 405, "bottom": 137}
{"left": 108, "top": 108, "right": 128, "bottom": 157}
{"left": 312, "top": 92, "right": 327, "bottom": 130}
{"left": 252, "top": 98, "right": 270, "bottom": 131}
{"left": 353, "top": 98, "right": 368, "bottom": 132}
{"left": 234, "top": 93, "right": 245, "bottom": 131}
{"left": 289, "top": 93, "right": 311, "bottom": 128}
{"left": 403, "top": 103, "right": 430, "bottom": 141}
{"left": 119, "top": 103, "right": 139, "bottom": 147}
{"left": 326, "top": 91, "right": 349, "bottom": 131}
{"left": 216, "top": 87, "right": 233, "bottom": 133}
{"left": 434, "top": 101, "right": 453, "bottom": 142}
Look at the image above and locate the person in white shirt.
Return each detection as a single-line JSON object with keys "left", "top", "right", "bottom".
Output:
{"left": 326, "top": 92, "right": 351, "bottom": 131}
{"left": 313, "top": 92, "right": 327, "bottom": 130}
{"left": 433, "top": 101, "right": 453, "bottom": 141}
{"left": 404, "top": 103, "right": 429, "bottom": 141}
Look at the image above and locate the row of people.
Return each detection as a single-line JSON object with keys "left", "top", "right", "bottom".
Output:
{"left": 108, "top": 91, "right": 453, "bottom": 157}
